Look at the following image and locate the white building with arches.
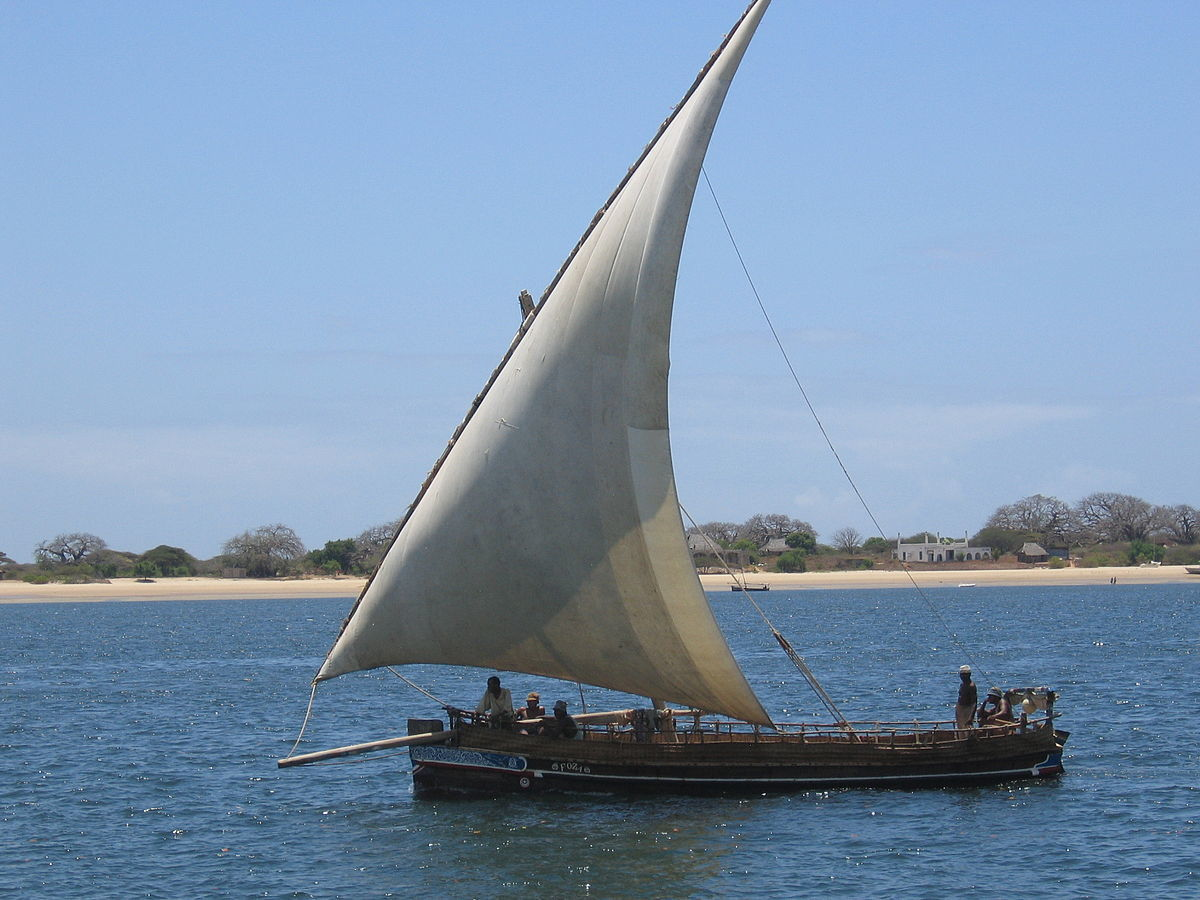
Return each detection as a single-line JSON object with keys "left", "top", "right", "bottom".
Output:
{"left": 893, "top": 533, "right": 991, "bottom": 563}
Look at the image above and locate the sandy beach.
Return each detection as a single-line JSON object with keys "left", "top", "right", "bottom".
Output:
{"left": 0, "top": 565, "right": 1194, "bottom": 604}
{"left": 0, "top": 576, "right": 369, "bottom": 604}
{"left": 702, "top": 565, "right": 1197, "bottom": 591}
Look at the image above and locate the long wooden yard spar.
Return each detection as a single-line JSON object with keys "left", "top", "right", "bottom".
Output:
{"left": 313, "top": 1, "right": 775, "bottom": 726}
{"left": 278, "top": 709, "right": 640, "bottom": 769}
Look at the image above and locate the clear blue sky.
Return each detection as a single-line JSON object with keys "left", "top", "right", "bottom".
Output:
{"left": 3, "top": 2, "right": 1197, "bottom": 562}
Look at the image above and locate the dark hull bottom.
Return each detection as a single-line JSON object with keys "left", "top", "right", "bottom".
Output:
{"left": 410, "top": 730, "right": 1067, "bottom": 796}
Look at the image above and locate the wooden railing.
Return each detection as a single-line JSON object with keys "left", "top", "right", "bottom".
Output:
{"left": 580, "top": 710, "right": 1056, "bottom": 745}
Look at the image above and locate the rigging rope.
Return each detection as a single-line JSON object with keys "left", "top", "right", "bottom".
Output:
{"left": 681, "top": 504, "right": 853, "bottom": 731}
{"left": 284, "top": 669, "right": 455, "bottom": 762}
{"left": 699, "top": 166, "right": 985, "bottom": 682}
{"left": 283, "top": 680, "right": 321, "bottom": 760}
{"left": 386, "top": 667, "right": 454, "bottom": 708}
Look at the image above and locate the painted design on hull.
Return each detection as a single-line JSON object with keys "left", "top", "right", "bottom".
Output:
{"left": 410, "top": 745, "right": 527, "bottom": 773}
{"left": 1032, "top": 750, "right": 1064, "bottom": 776}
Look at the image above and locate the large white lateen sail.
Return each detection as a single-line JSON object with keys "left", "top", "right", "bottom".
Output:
{"left": 319, "top": 1, "right": 772, "bottom": 726}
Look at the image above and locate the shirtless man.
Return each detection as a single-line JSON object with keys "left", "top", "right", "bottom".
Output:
{"left": 978, "top": 686, "right": 1014, "bottom": 726}
{"left": 515, "top": 691, "right": 545, "bottom": 734}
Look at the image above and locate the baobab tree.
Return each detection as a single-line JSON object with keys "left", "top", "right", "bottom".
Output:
{"left": 831, "top": 526, "right": 863, "bottom": 554}
{"left": 34, "top": 532, "right": 107, "bottom": 565}
{"left": 222, "top": 524, "right": 306, "bottom": 577}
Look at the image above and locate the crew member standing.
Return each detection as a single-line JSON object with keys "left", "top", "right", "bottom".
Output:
{"left": 955, "top": 665, "right": 977, "bottom": 730}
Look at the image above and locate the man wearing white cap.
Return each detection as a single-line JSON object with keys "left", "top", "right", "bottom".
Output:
{"left": 955, "top": 665, "right": 977, "bottom": 729}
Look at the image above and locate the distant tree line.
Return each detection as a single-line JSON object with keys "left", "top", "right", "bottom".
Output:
{"left": 691, "top": 513, "right": 815, "bottom": 548}
{"left": 972, "top": 492, "right": 1198, "bottom": 566}
{"left": 690, "top": 492, "right": 1199, "bottom": 574}
{"left": 6, "top": 532, "right": 207, "bottom": 583}
{"left": 4, "top": 490, "right": 1195, "bottom": 583}
{"left": 691, "top": 513, "right": 822, "bottom": 574}
{"left": 4, "top": 520, "right": 401, "bottom": 584}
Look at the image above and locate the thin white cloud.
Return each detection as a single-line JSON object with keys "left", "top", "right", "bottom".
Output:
{"left": 838, "top": 401, "right": 1094, "bottom": 458}
{"left": 788, "top": 327, "right": 863, "bottom": 346}
{"left": 0, "top": 422, "right": 429, "bottom": 559}
{"left": 911, "top": 243, "right": 1000, "bottom": 266}
{"left": 0, "top": 424, "right": 382, "bottom": 486}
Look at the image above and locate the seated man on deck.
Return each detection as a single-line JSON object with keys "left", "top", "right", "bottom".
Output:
{"left": 475, "top": 675, "right": 515, "bottom": 728}
{"left": 541, "top": 700, "right": 578, "bottom": 739}
{"left": 515, "top": 691, "right": 545, "bottom": 734}
{"left": 978, "top": 687, "right": 1015, "bottom": 727}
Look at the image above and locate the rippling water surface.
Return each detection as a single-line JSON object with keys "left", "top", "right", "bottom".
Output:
{"left": 2, "top": 583, "right": 1196, "bottom": 897}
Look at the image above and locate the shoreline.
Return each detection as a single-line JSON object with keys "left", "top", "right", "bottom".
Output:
{"left": 0, "top": 565, "right": 1194, "bottom": 604}
{"left": 703, "top": 565, "right": 1197, "bottom": 591}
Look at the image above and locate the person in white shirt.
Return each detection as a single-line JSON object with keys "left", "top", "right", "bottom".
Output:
{"left": 475, "top": 675, "right": 515, "bottom": 728}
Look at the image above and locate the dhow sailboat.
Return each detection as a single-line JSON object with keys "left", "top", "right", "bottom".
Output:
{"left": 280, "top": 0, "right": 1067, "bottom": 793}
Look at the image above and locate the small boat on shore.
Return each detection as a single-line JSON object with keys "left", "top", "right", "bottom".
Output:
{"left": 278, "top": 0, "right": 1066, "bottom": 795}
{"left": 1185, "top": 565, "right": 1200, "bottom": 575}
{"left": 730, "top": 583, "right": 770, "bottom": 592}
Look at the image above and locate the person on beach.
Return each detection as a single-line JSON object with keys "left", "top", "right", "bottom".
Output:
{"left": 955, "top": 665, "right": 977, "bottom": 729}
{"left": 542, "top": 700, "right": 578, "bottom": 739}
{"left": 516, "top": 691, "right": 545, "bottom": 734}
{"left": 475, "top": 675, "right": 515, "bottom": 728}
{"left": 978, "top": 686, "right": 1014, "bottom": 726}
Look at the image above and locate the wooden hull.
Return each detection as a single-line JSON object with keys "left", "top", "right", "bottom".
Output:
{"left": 410, "top": 723, "right": 1067, "bottom": 795}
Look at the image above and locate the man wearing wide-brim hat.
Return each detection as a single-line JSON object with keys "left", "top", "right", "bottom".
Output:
{"left": 978, "top": 685, "right": 1015, "bottom": 726}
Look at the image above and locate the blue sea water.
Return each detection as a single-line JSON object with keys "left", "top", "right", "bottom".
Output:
{"left": 1, "top": 583, "right": 1195, "bottom": 898}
